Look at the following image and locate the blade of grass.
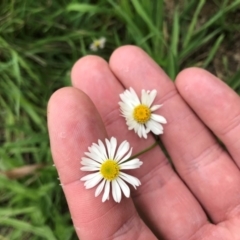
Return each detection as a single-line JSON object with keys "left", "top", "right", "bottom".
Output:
{"left": 1, "top": 218, "right": 56, "bottom": 240}
{"left": 202, "top": 34, "right": 224, "bottom": 68}
{"left": 228, "top": 69, "right": 240, "bottom": 91}
{"left": 67, "top": 3, "right": 108, "bottom": 14}
{"left": 0, "top": 207, "right": 35, "bottom": 217}
{"left": 167, "top": 8, "right": 180, "bottom": 80}
{"left": 131, "top": 0, "right": 162, "bottom": 39}
{"left": 196, "top": 0, "right": 240, "bottom": 34}
{"left": 180, "top": 29, "right": 221, "bottom": 61}
{"left": 152, "top": 0, "right": 164, "bottom": 59}
{"left": 171, "top": 8, "right": 180, "bottom": 57}
{"left": 183, "top": 0, "right": 206, "bottom": 48}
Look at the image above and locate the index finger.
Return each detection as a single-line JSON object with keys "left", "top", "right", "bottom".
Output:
{"left": 47, "top": 87, "right": 156, "bottom": 240}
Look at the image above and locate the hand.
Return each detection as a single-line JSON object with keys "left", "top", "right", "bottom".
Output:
{"left": 48, "top": 46, "right": 240, "bottom": 240}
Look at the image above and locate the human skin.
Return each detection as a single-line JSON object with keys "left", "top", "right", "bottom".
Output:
{"left": 48, "top": 46, "right": 240, "bottom": 240}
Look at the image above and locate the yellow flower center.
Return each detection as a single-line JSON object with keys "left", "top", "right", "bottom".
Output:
{"left": 133, "top": 104, "right": 151, "bottom": 124}
{"left": 93, "top": 40, "right": 101, "bottom": 47}
{"left": 100, "top": 160, "right": 120, "bottom": 181}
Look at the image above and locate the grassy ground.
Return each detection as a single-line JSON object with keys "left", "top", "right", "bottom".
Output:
{"left": 1, "top": 0, "right": 240, "bottom": 239}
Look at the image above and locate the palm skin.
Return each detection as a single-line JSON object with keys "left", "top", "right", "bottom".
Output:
{"left": 48, "top": 46, "right": 240, "bottom": 240}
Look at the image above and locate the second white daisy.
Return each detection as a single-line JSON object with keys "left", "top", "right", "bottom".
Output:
{"left": 81, "top": 137, "right": 142, "bottom": 203}
{"left": 119, "top": 87, "right": 167, "bottom": 138}
{"left": 89, "top": 37, "right": 106, "bottom": 51}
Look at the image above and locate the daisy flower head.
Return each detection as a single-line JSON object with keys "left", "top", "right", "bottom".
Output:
{"left": 119, "top": 87, "right": 167, "bottom": 139}
{"left": 80, "top": 137, "right": 142, "bottom": 203}
{"left": 89, "top": 37, "right": 106, "bottom": 51}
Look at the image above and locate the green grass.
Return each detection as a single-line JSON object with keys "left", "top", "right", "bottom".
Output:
{"left": 0, "top": 0, "right": 240, "bottom": 239}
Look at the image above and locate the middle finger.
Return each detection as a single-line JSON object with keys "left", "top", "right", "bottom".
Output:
{"left": 109, "top": 46, "right": 240, "bottom": 224}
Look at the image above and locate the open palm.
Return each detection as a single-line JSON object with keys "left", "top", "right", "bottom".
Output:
{"left": 48, "top": 46, "right": 240, "bottom": 240}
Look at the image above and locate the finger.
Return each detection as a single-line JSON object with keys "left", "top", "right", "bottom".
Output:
{"left": 176, "top": 68, "right": 240, "bottom": 165}
{"left": 71, "top": 56, "right": 209, "bottom": 239}
{"left": 47, "top": 87, "right": 155, "bottom": 240}
{"left": 109, "top": 46, "right": 240, "bottom": 223}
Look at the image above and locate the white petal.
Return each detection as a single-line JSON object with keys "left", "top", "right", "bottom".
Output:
{"left": 131, "top": 121, "right": 140, "bottom": 131}
{"left": 118, "top": 147, "right": 132, "bottom": 163}
{"left": 142, "top": 125, "right": 148, "bottom": 139}
{"left": 102, "top": 180, "right": 110, "bottom": 202}
{"left": 115, "top": 140, "right": 130, "bottom": 161}
{"left": 116, "top": 178, "right": 130, "bottom": 198}
{"left": 141, "top": 89, "right": 148, "bottom": 105}
{"left": 121, "top": 105, "right": 135, "bottom": 114}
{"left": 97, "top": 140, "right": 108, "bottom": 159}
{"left": 129, "top": 87, "right": 141, "bottom": 105}
{"left": 90, "top": 43, "right": 97, "bottom": 51}
{"left": 119, "top": 93, "right": 127, "bottom": 104}
{"left": 136, "top": 124, "right": 143, "bottom": 138}
{"left": 81, "top": 157, "right": 101, "bottom": 167}
{"left": 84, "top": 173, "right": 103, "bottom": 189}
{"left": 80, "top": 166, "right": 99, "bottom": 171}
{"left": 120, "top": 158, "right": 143, "bottom": 169}
{"left": 95, "top": 179, "right": 106, "bottom": 197}
{"left": 120, "top": 90, "right": 136, "bottom": 105}
{"left": 112, "top": 180, "right": 122, "bottom": 203}
{"left": 136, "top": 124, "right": 147, "bottom": 139}
{"left": 90, "top": 143, "right": 101, "bottom": 155}
{"left": 90, "top": 143, "right": 106, "bottom": 162}
{"left": 148, "top": 90, "right": 157, "bottom": 106}
{"left": 119, "top": 93, "right": 130, "bottom": 105}
{"left": 126, "top": 119, "right": 138, "bottom": 130}
{"left": 110, "top": 137, "right": 117, "bottom": 159}
{"left": 84, "top": 152, "right": 103, "bottom": 163}
{"left": 145, "top": 126, "right": 151, "bottom": 133}
{"left": 80, "top": 165, "right": 100, "bottom": 169}
{"left": 151, "top": 114, "right": 167, "bottom": 124}
{"left": 119, "top": 103, "right": 133, "bottom": 114}
{"left": 119, "top": 172, "right": 141, "bottom": 189}
{"left": 146, "top": 120, "right": 163, "bottom": 135}
{"left": 105, "top": 138, "right": 112, "bottom": 159}
{"left": 80, "top": 172, "right": 99, "bottom": 181}
{"left": 150, "top": 104, "right": 162, "bottom": 111}
{"left": 99, "top": 37, "right": 106, "bottom": 48}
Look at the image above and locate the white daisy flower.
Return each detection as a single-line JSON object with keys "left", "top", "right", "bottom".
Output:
{"left": 89, "top": 37, "right": 106, "bottom": 51}
{"left": 119, "top": 87, "right": 167, "bottom": 139}
{"left": 80, "top": 137, "right": 142, "bottom": 203}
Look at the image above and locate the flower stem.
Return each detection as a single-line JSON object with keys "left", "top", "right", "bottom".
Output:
{"left": 125, "top": 141, "right": 159, "bottom": 162}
